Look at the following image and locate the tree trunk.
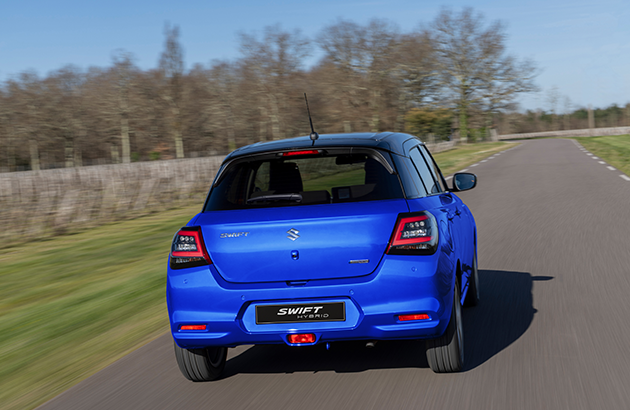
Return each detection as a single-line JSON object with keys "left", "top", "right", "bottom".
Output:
{"left": 29, "top": 139, "right": 40, "bottom": 171}
{"left": 370, "top": 90, "right": 380, "bottom": 133}
{"left": 7, "top": 136, "right": 15, "bottom": 172}
{"left": 111, "top": 144, "right": 120, "bottom": 164}
{"left": 224, "top": 102, "right": 236, "bottom": 151}
{"left": 64, "top": 139, "right": 74, "bottom": 168}
{"left": 394, "top": 93, "right": 406, "bottom": 132}
{"left": 74, "top": 146, "right": 82, "bottom": 167}
{"left": 269, "top": 94, "right": 281, "bottom": 141}
{"left": 344, "top": 121, "right": 352, "bottom": 133}
{"left": 259, "top": 105, "right": 268, "bottom": 142}
{"left": 172, "top": 106, "right": 184, "bottom": 159}
{"left": 459, "top": 108, "right": 468, "bottom": 144}
{"left": 121, "top": 116, "right": 130, "bottom": 163}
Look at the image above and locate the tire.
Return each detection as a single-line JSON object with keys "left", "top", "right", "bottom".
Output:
{"left": 464, "top": 252, "right": 479, "bottom": 307}
{"left": 426, "top": 278, "right": 464, "bottom": 373}
{"left": 174, "top": 341, "right": 227, "bottom": 382}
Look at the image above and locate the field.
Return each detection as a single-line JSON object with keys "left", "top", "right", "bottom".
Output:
{"left": 0, "top": 141, "right": 516, "bottom": 410}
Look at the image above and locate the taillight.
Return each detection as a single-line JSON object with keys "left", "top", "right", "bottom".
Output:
{"left": 170, "top": 226, "right": 212, "bottom": 269}
{"left": 386, "top": 211, "right": 438, "bottom": 255}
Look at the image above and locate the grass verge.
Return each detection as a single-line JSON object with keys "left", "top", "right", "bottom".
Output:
{"left": 0, "top": 141, "right": 515, "bottom": 410}
{"left": 0, "top": 205, "right": 200, "bottom": 410}
{"left": 571, "top": 135, "right": 630, "bottom": 177}
{"left": 431, "top": 141, "right": 518, "bottom": 175}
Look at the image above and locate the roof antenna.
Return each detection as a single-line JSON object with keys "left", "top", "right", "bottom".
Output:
{"left": 304, "top": 93, "right": 319, "bottom": 146}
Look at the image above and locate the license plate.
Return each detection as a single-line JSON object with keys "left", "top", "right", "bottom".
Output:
{"left": 256, "top": 302, "right": 345, "bottom": 324}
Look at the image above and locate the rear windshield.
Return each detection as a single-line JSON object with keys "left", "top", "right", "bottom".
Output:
{"left": 205, "top": 150, "right": 404, "bottom": 210}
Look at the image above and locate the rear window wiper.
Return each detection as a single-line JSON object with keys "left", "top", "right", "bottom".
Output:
{"left": 246, "top": 193, "right": 303, "bottom": 204}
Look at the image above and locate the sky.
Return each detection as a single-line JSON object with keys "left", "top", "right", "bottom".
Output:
{"left": 1, "top": 0, "right": 629, "bottom": 112}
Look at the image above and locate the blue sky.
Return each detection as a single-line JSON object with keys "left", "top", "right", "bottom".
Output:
{"left": 1, "top": 0, "right": 629, "bottom": 111}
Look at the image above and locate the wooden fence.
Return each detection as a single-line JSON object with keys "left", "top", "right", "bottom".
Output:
{"left": 0, "top": 141, "right": 456, "bottom": 243}
{"left": 0, "top": 156, "right": 225, "bottom": 242}
{"left": 498, "top": 126, "right": 630, "bottom": 140}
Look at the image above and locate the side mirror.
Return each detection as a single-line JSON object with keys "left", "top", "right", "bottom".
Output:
{"left": 452, "top": 173, "right": 477, "bottom": 192}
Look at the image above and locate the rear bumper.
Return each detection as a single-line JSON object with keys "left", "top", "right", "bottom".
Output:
{"left": 167, "top": 253, "right": 455, "bottom": 349}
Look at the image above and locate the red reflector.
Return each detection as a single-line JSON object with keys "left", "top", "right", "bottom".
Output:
{"left": 398, "top": 314, "right": 430, "bottom": 322}
{"left": 287, "top": 333, "right": 316, "bottom": 344}
{"left": 282, "top": 150, "right": 320, "bottom": 156}
{"left": 180, "top": 324, "right": 207, "bottom": 331}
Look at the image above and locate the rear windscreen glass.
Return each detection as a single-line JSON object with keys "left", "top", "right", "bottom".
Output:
{"left": 205, "top": 151, "right": 404, "bottom": 210}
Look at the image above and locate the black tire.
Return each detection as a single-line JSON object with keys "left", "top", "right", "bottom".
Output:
{"left": 426, "top": 278, "right": 464, "bottom": 373}
{"left": 174, "top": 341, "right": 227, "bottom": 382}
{"left": 464, "top": 252, "right": 479, "bottom": 307}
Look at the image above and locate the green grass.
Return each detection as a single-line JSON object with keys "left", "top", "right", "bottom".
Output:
{"left": 0, "top": 142, "right": 517, "bottom": 410}
{"left": 572, "top": 135, "right": 630, "bottom": 177}
{"left": 0, "top": 205, "right": 200, "bottom": 410}
{"left": 432, "top": 142, "right": 518, "bottom": 175}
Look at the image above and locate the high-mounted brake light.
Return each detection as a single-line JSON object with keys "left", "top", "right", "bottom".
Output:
{"left": 170, "top": 226, "right": 212, "bottom": 269}
{"left": 281, "top": 150, "right": 321, "bottom": 157}
{"left": 386, "top": 211, "right": 439, "bottom": 255}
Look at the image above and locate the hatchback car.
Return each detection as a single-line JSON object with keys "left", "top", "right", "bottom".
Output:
{"left": 167, "top": 132, "right": 478, "bottom": 380}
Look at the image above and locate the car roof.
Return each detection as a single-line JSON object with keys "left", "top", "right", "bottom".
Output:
{"left": 224, "top": 132, "right": 424, "bottom": 161}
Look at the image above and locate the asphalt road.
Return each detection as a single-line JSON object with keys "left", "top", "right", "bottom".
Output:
{"left": 38, "top": 138, "right": 630, "bottom": 410}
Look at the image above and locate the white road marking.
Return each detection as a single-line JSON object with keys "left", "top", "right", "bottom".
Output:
{"left": 445, "top": 176, "right": 453, "bottom": 180}
{"left": 471, "top": 164, "right": 479, "bottom": 167}
{"left": 599, "top": 161, "right": 605, "bottom": 164}
{"left": 592, "top": 156, "right": 599, "bottom": 159}
{"left": 459, "top": 169, "right": 468, "bottom": 172}
{"left": 587, "top": 153, "right": 593, "bottom": 156}
{"left": 481, "top": 160, "right": 488, "bottom": 163}
{"left": 607, "top": 166, "right": 616, "bottom": 171}
{"left": 621, "top": 175, "right": 630, "bottom": 182}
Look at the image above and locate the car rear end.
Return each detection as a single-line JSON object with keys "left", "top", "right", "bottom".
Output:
{"left": 167, "top": 142, "right": 454, "bottom": 351}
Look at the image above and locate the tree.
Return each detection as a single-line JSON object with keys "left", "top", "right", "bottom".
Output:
{"left": 546, "top": 85, "right": 560, "bottom": 130}
{"left": 112, "top": 50, "right": 135, "bottom": 163}
{"left": 238, "top": 24, "right": 311, "bottom": 141}
{"left": 318, "top": 19, "right": 401, "bottom": 132}
{"left": 404, "top": 107, "right": 453, "bottom": 142}
{"left": 46, "top": 65, "right": 86, "bottom": 167}
{"left": 4, "top": 72, "right": 46, "bottom": 170}
{"left": 159, "top": 23, "right": 185, "bottom": 158}
{"left": 431, "top": 7, "right": 537, "bottom": 142}
{"left": 393, "top": 31, "right": 439, "bottom": 130}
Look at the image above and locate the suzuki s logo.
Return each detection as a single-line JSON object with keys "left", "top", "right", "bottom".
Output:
{"left": 287, "top": 228, "right": 300, "bottom": 241}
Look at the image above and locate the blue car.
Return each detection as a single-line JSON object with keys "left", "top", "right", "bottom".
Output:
{"left": 167, "top": 132, "right": 478, "bottom": 380}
